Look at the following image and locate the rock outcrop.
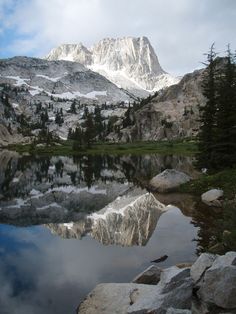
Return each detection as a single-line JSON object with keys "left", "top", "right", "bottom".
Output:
{"left": 121, "top": 68, "right": 205, "bottom": 142}
{"left": 78, "top": 267, "right": 193, "bottom": 314}
{"left": 197, "top": 251, "right": 236, "bottom": 309}
{"left": 78, "top": 251, "right": 236, "bottom": 314}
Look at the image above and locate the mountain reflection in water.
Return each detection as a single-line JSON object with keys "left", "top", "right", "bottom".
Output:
{"left": 0, "top": 151, "right": 195, "bottom": 226}
{"left": 0, "top": 150, "right": 216, "bottom": 314}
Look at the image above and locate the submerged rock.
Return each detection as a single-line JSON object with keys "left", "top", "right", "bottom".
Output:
{"left": 201, "top": 189, "right": 223, "bottom": 207}
{"left": 149, "top": 169, "right": 191, "bottom": 192}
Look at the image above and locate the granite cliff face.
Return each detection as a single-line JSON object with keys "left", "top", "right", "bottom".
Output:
{"left": 46, "top": 37, "right": 179, "bottom": 96}
{"left": 117, "top": 68, "right": 205, "bottom": 142}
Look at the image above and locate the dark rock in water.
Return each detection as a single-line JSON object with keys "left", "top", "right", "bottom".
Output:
{"left": 151, "top": 254, "right": 168, "bottom": 263}
{"left": 132, "top": 265, "right": 162, "bottom": 285}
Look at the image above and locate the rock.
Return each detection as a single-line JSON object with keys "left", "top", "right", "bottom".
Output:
{"left": 123, "top": 67, "right": 204, "bottom": 142}
{"left": 176, "top": 263, "right": 193, "bottom": 269}
{"left": 160, "top": 267, "right": 192, "bottom": 294}
{"left": 78, "top": 266, "right": 193, "bottom": 314}
{"left": 128, "top": 267, "right": 193, "bottom": 313}
{"left": 166, "top": 308, "right": 192, "bottom": 314}
{"left": 132, "top": 265, "right": 162, "bottom": 285}
{"left": 198, "top": 252, "right": 236, "bottom": 309}
{"left": 149, "top": 169, "right": 191, "bottom": 192}
{"left": 201, "top": 189, "right": 223, "bottom": 207}
{"left": 77, "top": 283, "right": 155, "bottom": 314}
{"left": 190, "top": 253, "right": 218, "bottom": 283}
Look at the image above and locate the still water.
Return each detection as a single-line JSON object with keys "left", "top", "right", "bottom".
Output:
{"left": 0, "top": 151, "right": 213, "bottom": 314}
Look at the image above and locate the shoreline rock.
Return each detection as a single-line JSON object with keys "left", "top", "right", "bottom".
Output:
{"left": 77, "top": 251, "right": 236, "bottom": 314}
{"left": 149, "top": 169, "right": 191, "bottom": 193}
{"left": 201, "top": 189, "right": 223, "bottom": 207}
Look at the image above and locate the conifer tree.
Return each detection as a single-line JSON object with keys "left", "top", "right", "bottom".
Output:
{"left": 84, "top": 113, "right": 96, "bottom": 148}
{"left": 214, "top": 46, "right": 236, "bottom": 167}
{"left": 197, "top": 44, "right": 218, "bottom": 168}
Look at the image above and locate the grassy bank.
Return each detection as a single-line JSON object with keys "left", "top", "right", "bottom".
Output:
{"left": 178, "top": 168, "right": 236, "bottom": 254}
{"left": 178, "top": 168, "right": 236, "bottom": 199}
{"left": 8, "top": 139, "right": 198, "bottom": 156}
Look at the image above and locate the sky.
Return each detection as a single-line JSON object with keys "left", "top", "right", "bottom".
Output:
{"left": 0, "top": 0, "right": 235, "bottom": 76}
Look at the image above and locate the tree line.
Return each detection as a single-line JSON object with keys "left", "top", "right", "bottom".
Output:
{"left": 198, "top": 44, "right": 236, "bottom": 169}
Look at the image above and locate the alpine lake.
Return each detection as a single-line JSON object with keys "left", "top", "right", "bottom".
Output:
{"left": 0, "top": 150, "right": 218, "bottom": 314}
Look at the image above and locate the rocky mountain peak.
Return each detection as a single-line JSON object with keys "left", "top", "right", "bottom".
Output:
{"left": 90, "top": 36, "right": 165, "bottom": 75}
{"left": 45, "top": 36, "right": 179, "bottom": 95}
{"left": 46, "top": 43, "right": 92, "bottom": 65}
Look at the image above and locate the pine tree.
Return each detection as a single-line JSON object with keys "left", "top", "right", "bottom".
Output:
{"left": 214, "top": 46, "right": 236, "bottom": 167}
{"left": 55, "top": 110, "right": 64, "bottom": 126}
{"left": 197, "top": 44, "right": 218, "bottom": 168}
{"left": 70, "top": 101, "right": 77, "bottom": 114}
{"left": 84, "top": 113, "right": 96, "bottom": 148}
{"left": 94, "top": 106, "right": 104, "bottom": 139}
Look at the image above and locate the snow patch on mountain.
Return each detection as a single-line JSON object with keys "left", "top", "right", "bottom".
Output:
{"left": 45, "top": 36, "right": 179, "bottom": 95}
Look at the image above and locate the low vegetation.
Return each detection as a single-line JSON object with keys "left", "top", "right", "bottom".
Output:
{"left": 178, "top": 169, "right": 236, "bottom": 254}
{"left": 178, "top": 168, "right": 236, "bottom": 199}
{"left": 8, "top": 139, "right": 198, "bottom": 156}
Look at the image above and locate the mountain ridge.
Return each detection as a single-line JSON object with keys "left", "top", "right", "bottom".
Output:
{"left": 45, "top": 36, "right": 179, "bottom": 96}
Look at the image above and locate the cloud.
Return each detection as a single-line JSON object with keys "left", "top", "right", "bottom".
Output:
{"left": 0, "top": 0, "right": 236, "bottom": 75}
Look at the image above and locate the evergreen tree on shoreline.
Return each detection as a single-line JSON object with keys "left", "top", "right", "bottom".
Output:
{"left": 197, "top": 44, "right": 236, "bottom": 169}
{"left": 197, "top": 44, "right": 218, "bottom": 168}
{"left": 214, "top": 46, "right": 236, "bottom": 167}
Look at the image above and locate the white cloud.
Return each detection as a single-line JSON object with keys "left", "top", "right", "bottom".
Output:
{"left": 1, "top": 0, "right": 236, "bottom": 75}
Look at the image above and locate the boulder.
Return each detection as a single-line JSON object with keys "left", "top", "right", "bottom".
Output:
{"left": 190, "top": 253, "right": 218, "bottom": 283}
{"left": 132, "top": 265, "right": 162, "bottom": 285}
{"left": 201, "top": 189, "right": 223, "bottom": 207}
{"left": 77, "top": 283, "right": 155, "bottom": 314}
{"left": 127, "top": 267, "right": 193, "bottom": 313}
{"left": 78, "top": 267, "right": 193, "bottom": 314}
{"left": 149, "top": 169, "right": 191, "bottom": 192}
{"left": 198, "top": 252, "right": 236, "bottom": 309}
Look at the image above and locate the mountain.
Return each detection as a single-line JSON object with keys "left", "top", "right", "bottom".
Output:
{"left": 0, "top": 56, "right": 133, "bottom": 103}
{"left": 0, "top": 56, "right": 135, "bottom": 142}
{"left": 109, "top": 68, "right": 206, "bottom": 142}
{"left": 45, "top": 37, "right": 179, "bottom": 97}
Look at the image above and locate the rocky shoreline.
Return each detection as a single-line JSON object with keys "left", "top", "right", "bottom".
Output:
{"left": 77, "top": 251, "right": 236, "bottom": 314}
